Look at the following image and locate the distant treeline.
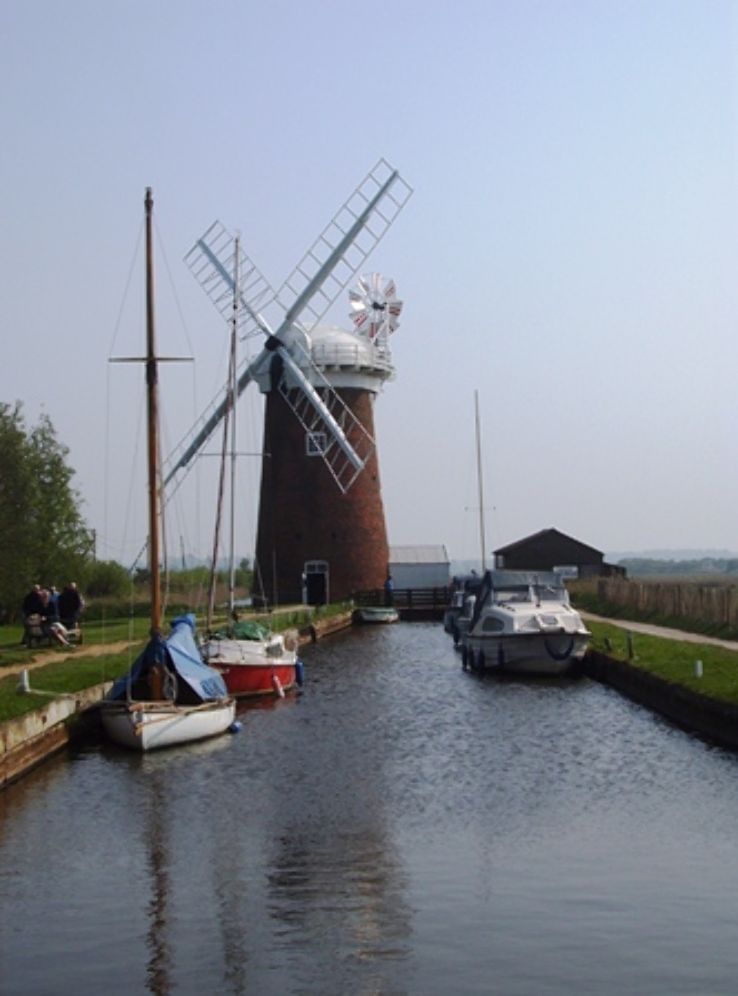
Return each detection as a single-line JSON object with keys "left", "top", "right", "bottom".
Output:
{"left": 619, "top": 558, "right": 738, "bottom": 577}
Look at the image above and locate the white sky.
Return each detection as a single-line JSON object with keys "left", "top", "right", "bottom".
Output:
{"left": 2, "top": 0, "right": 738, "bottom": 568}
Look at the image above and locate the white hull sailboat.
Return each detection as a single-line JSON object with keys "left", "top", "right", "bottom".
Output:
{"left": 101, "top": 613, "right": 235, "bottom": 751}
{"left": 102, "top": 701, "right": 235, "bottom": 752}
{"left": 101, "top": 188, "right": 235, "bottom": 751}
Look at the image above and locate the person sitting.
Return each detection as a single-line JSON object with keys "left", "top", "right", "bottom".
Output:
{"left": 22, "top": 584, "right": 44, "bottom": 618}
{"left": 58, "top": 582, "right": 83, "bottom": 630}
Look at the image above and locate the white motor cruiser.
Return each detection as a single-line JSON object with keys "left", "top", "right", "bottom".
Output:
{"left": 461, "top": 570, "right": 590, "bottom": 676}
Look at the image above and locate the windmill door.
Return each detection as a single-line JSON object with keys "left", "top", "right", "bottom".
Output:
{"left": 304, "top": 561, "right": 329, "bottom": 606}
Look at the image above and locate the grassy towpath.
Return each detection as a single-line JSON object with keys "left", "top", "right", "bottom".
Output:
{"left": 0, "top": 618, "right": 149, "bottom": 722}
{"left": 1, "top": 639, "right": 136, "bottom": 678}
{"left": 584, "top": 615, "right": 738, "bottom": 707}
{"left": 582, "top": 612, "right": 738, "bottom": 653}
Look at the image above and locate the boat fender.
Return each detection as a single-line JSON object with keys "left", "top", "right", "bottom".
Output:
{"left": 228, "top": 720, "right": 243, "bottom": 734}
{"left": 272, "top": 674, "right": 285, "bottom": 698}
{"left": 295, "top": 659, "right": 305, "bottom": 686}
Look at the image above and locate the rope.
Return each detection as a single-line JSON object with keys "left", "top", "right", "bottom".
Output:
{"left": 544, "top": 634, "right": 575, "bottom": 661}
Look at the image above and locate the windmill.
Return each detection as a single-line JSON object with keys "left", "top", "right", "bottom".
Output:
{"left": 165, "top": 158, "right": 412, "bottom": 606}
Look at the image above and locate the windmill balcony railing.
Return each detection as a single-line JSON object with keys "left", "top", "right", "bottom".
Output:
{"left": 311, "top": 342, "right": 393, "bottom": 372}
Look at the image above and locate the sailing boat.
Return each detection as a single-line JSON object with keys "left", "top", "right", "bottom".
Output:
{"left": 100, "top": 188, "right": 236, "bottom": 751}
{"left": 198, "top": 234, "right": 303, "bottom": 699}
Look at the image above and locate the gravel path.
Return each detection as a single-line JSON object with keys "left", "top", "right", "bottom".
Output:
{"left": 582, "top": 612, "right": 738, "bottom": 653}
{"left": 1, "top": 639, "right": 137, "bottom": 678}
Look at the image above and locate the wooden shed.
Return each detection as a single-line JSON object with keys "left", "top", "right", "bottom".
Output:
{"left": 494, "top": 528, "right": 624, "bottom": 578}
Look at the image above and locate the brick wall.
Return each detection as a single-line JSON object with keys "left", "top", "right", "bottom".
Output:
{"left": 254, "top": 388, "right": 389, "bottom": 605}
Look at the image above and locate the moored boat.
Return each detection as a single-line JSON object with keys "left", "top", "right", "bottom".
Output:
{"left": 443, "top": 573, "right": 483, "bottom": 642}
{"left": 102, "top": 615, "right": 235, "bottom": 750}
{"left": 200, "top": 620, "right": 302, "bottom": 698}
{"left": 192, "top": 226, "right": 303, "bottom": 701}
{"left": 354, "top": 606, "right": 399, "bottom": 624}
{"left": 461, "top": 569, "right": 590, "bottom": 676}
{"left": 100, "top": 188, "right": 235, "bottom": 751}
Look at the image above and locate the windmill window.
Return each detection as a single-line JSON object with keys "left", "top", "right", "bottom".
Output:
{"left": 306, "top": 431, "right": 327, "bottom": 456}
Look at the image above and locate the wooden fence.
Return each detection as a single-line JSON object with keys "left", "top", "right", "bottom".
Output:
{"left": 573, "top": 577, "right": 738, "bottom": 630}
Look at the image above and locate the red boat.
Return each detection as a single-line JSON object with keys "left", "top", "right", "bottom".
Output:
{"left": 200, "top": 625, "right": 303, "bottom": 698}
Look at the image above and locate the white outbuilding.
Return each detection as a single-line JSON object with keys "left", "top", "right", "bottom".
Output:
{"left": 388, "top": 545, "right": 450, "bottom": 589}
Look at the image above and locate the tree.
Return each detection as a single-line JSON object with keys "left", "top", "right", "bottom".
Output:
{"left": 0, "top": 403, "right": 36, "bottom": 617}
{"left": 84, "top": 559, "right": 130, "bottom": 598}
{"left": 235, "top": 557, "right": 253, "bottom": 590}
{"left": 0, "top": 403, "right": 93, "bottom": 620}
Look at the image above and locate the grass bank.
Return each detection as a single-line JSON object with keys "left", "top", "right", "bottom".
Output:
{"left": 587, "top": 619, "right": 738, "bottom": 705}
{"left": 0, "top": 652, "right": 131, "bottom": 722}
{"left": 0, "top": 602, "right": 352, "bottom": 723}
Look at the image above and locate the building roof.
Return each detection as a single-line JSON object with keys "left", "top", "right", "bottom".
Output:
{"left": 390, "top": 544, "right": 450, "bottom": 565}
{"left": 494, "top": 528, "right": 603, "bottom": 558}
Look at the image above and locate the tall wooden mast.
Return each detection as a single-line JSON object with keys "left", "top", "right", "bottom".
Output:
{"left": 144, "top": 187, "right": 162, "bottom": 635}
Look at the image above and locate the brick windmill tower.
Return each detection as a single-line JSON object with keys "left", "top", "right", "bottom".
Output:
{"left": 254, "top": 274, "right": 403, "bottom": 604}
{"left": 165, "top": 160, "right": 412, "bottom": 606}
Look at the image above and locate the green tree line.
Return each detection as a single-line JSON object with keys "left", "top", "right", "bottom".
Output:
{"left": 619, "top": 558, "right": 738, "bottom": 578}
{"left": 0, "top": 404, "right": 254, "bottom": 621}
{"left": 0, "top": 403, "right": 95, "bottom": 620}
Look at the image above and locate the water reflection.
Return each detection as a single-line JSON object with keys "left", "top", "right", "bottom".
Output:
{"left": 143, "top": 766, "right": 171, "bottom": 995}
{"left": 5, "top": 623, "right": 738, "bottom": 994}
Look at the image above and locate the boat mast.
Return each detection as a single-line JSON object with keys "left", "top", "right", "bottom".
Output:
{"left": 228, "top": 236, "right": 240, "bottom": 617}
{"left": 474, "top": 389, "right": 486, "bottom": 573}
{"left": 145, "top": 187, "right": 162, "bottom": 635}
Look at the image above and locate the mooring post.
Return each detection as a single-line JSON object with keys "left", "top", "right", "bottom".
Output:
{"left": 626, "top": 630, "right": 634, "bottom": 660}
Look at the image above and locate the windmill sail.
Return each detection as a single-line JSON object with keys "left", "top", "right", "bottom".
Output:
{"left": 164, "top": 158, "right": 412, "bottom": 494}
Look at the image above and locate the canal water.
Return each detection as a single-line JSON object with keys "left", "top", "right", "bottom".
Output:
{"left": 3, "top": 622, "right": 738, "bottom": 994}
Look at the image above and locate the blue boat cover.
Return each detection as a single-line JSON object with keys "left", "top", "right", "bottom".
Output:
{"left": 109, "top": 613, "right": 228, "bottom": 702}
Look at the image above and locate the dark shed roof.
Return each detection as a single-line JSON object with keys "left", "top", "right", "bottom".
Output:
{"left": 494, "top": 528, "right": 603, "bottom": 560}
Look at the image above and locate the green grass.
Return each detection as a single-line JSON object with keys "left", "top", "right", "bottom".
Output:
{"left": 0, "top": 648, "right": 140, "bottom": 722}
{"left": 0, "top": 602, "right": 354, "bottom": 723}
{"left": 0, "top": 602, "right": 346, "bottom": 670}
{"left": 588, "top": 620, "right": 738, "bottom": 704}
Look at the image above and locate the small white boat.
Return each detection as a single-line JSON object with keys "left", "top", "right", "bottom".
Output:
{"left": 354, "top": 606, "right": 400, "bottom": 624}
{"left": 101, "top": 614, "right": 236, "bottom": 751}
{"left": 101, "top": 189, "right": 235, "bottom": 752}
{"left": 461, "top": 570, "right": 590, "bottom": 676}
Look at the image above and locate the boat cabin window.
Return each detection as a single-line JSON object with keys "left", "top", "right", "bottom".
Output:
{"left": 495, "top": 586, "right": 532, "bottom": 603}
{"left": 482, "top": 616, "right": 504, "bottom": 633}
{"left": 538, "top": 584, "right": 567, "bottom": 602}
{"left": 494, "top": 583, "right": 566, "bottom": 604}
